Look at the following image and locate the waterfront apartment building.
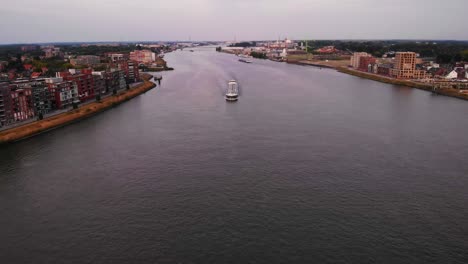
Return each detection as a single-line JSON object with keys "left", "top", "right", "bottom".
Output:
{"left": 30, "top": 82, "right": 53, "bottom": 116}
{"left": 350, "top": 52, "right": 370, "bottom": 69}
{"left": 114, "top": 61, "right": 140, "bottom": 83}
{"left": 46, "top": 78, "right": 79, "bottom": 109}
{"left": 391, "top": 52, "right": 427, "bottom": 79}
{"left": 91, "top": 70, "right": 125, "bottom": 94}
{"left": 126, "top": 61, "right": 140, "bottom": 83}
{"left": 10, "top": 80, "right": 53, "bottom": 117}
{"left": 130, "top": 50, "right": 156, "bottom": 64}
{"left": 111, "top": 69, "right": 127, "bottom": 91}
{"left": 11, "top": 88, "right": 35, "bottom": 122}
{"left": 0, "top": 82, "right": 13, "bottom": 127}
{"left": 377, "top": 64, "right": 393, "bottom": 76}
{"left": 92, "top": 74, "right": 106, "bottom": 96}
{"left": 109, "top": 69, "right": 127, "bottom": 92}
{"left": 58, "top": 72, "right": 96, "bottom": 102}
{"left": 91, "top": 71, "right": 109, "bottom": 94}
{"left": 358, "top": 56, "right": 377, "bottom": 72}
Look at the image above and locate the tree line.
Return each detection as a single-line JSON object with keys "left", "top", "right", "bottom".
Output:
{"left": 301, "top": 40, "right": 468, "bottom": 63}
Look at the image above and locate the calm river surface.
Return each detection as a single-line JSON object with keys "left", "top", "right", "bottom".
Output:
{"left": 1, "top": 47, "right": 468, "bottom": 263}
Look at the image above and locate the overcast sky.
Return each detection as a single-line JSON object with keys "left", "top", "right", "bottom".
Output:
{"left": 1, "top": 0, "right": 467, "bottom": 44}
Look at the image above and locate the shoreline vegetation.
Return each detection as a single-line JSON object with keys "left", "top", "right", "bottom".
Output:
{"left": 0, "top": 73, "right": 156, "bottom": 144}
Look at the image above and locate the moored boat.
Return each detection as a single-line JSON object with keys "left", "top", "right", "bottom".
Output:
{"left": 239, "top": 58, "right": 252, "bottom": 63}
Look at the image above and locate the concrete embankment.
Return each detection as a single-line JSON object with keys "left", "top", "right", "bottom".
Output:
{"left": 0, "top": 73, "right": 156, "bottom": 144}
{"left": 337, "top": 67, "right": 431, "bottom": 89}
{"left": 337, "top": 67, "right": 468, "bottom": 101}
{"left": 288, "top": 61, "right": 335, "bottom": 69}
{"left": 286, "top": 59, "right": 350, "bottom": 69}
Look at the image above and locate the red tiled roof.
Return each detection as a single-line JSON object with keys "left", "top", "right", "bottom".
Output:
{"left": 31, "top": 72, "right": 41, "bottom": 78}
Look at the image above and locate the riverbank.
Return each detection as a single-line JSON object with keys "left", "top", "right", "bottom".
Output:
{"left": 145, "top": 57, "right": 175, "bottom": 72}
{"left": 0, "top": 73, "right": 156, "bottom": 144}
{"left": 338, "top": 67, "right": 432, "bottom": 89}
{"left": 337, "top": 67, "right": 468, "bottom": 101}
{"left": 288, "top": 59, "right": 349, "bottom": 69}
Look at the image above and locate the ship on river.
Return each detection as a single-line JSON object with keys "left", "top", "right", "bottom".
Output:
{"left": 225, "top": 80, "right": 239, "bottom": 102}
{"left": 239, "top": 58, "right": 252, "bottom": 63}
{"left": 238, "top": 54, "right": 253, "bottom": 63}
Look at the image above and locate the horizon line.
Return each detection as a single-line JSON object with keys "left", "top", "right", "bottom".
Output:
{"left": 2, "top": 38, "right": 468, "bottom": 46}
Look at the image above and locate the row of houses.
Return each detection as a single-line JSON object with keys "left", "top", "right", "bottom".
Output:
{"left": 69, "top": 51, "right": 157, "bottom": 67}
{"left": 438, "top": 62, "right": 468, "bottom": 80}
{"left": 0, "top": 61, "right": 140, "bottom": 127}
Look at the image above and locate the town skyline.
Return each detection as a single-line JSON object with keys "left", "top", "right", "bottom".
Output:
{"left": 3, "top": 38, "right": 468, "bottom": 46}
{"left": 1, "top": 0, "right": 468, "bottom": 44}
{"left": 2, "top": 1, "right": 468, "bottom": 263}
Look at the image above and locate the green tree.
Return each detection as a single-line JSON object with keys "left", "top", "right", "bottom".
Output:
{"left": 93, "top": 65, "right": 107, "bottom": 71}
{"left": 251, "top": 52, "right": 266, "bottom": 59}
{"left": 63, "top": 63, "right": 74, "bottom": 69}
{"left": 461, "top": 50, "right": 468, "bottom": 61}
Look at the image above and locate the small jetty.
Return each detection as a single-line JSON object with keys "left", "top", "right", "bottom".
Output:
{"left": 154, "top": 74, "right": 162, "bottom": 81}
{"left": 154, "top": 74, "right": 163, "bottom": 84}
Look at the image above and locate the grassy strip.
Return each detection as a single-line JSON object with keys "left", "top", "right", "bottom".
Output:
{"left": 0, "top": 74, "right": 156, "bottom": 144}
{"left": 288, "top": 60, "right": 349, "bottom": 69}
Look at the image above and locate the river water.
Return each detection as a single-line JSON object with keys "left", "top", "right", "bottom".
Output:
{"left": 1, "top": 47, "right": 468, "bottom": 263}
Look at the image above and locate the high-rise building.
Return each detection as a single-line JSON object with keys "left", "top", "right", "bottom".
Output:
{"left": 390, "top": 52, "right": 428, "bottom": 79}
{"left": 91, "top": 71, "right": 109, "bottom": 94}
{"left": 46, "top": 78, "right": 79, "bottom": 109}
{"left": 392, "top": 52, "right": 416, "bottom": 79}
{"left": 30, "top": 82, "right": 53, "bottom": 116}
{"left": 114, "top": 61, "right": 140, "bottom": 83}
{"left": 350, "top": 52, "right": 370, "bottom": 69}
{"left": 10, "top": 87, "right": 35, "bottom": 122}
{"left": 57, "top": 72, "right": 96, "bottom": 102}
{"left": 92, "top": 73, "right": 107, "bottom": 96}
